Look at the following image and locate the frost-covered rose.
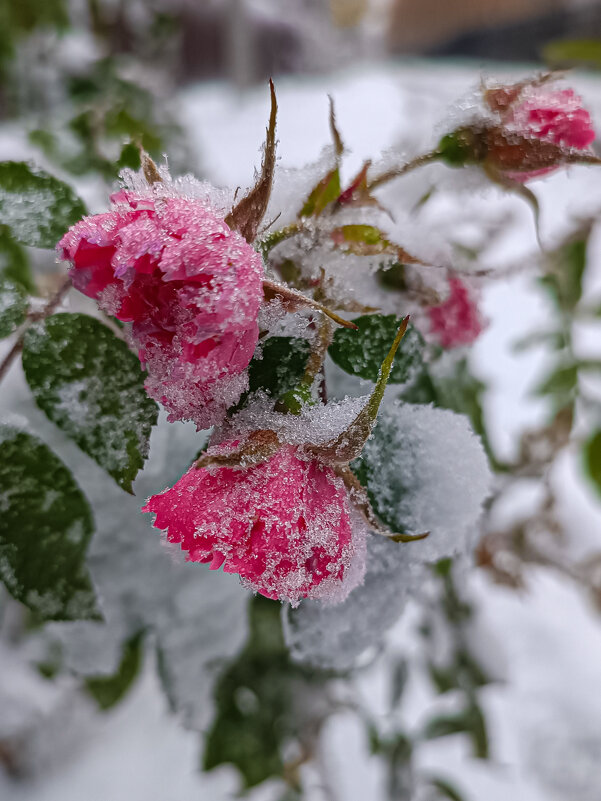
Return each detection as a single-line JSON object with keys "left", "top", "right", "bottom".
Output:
{"left": 58, "top": 190, "right": 264, "bottom": 429}
{"left": 487, "top": 81, "right": 596, "bottom": 181}
{"left": 143, "top": 440, "right": 367, "bottom": 606}
{"left": 428, "top": 275, "right": 484, "bottom": 348}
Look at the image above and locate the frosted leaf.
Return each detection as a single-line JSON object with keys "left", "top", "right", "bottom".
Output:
{"left": 329, "top": 315, "right": 426, "bottom": 385}
{"left": 284, "top": 403, "right": 492, "bottom": 668}
{"left": 0, "top": 161, "right": 86, "bottom": 249}
{"left": 0, "top": 642, "right": 94, "bottom": 776}
{"left": 22, "top": 313, "right": 158, "bottom": 493}
{"left": 0, "top": 277, "right": 28, "bottom": 339}
{"left": 354, "top": 402, "right": 492, "bottom": 563}
{"left": 3, "top": 356, "right": 248, "bottom": 728}
{"left": 0, "top": 425, "right": 98, "bottom": 622}
{"left": 265, "top": 145, "right": 337, "bottom": 228}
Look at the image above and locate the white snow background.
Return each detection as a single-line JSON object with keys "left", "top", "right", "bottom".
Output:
{"left": 1, "top": 60, "right": 601, "bottom": 800}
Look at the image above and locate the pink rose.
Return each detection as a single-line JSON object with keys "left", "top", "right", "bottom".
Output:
{"left": 143, "top": 441, "right": 367, "bottom": 606}
{"left": 428, "top": 276, "right": 484, "bottom": 348}
{"left": 495, "top": 83, "right": 595, "bottom": 181}
{"left": 58, "top": 192, "right": 264, "bottom": 429}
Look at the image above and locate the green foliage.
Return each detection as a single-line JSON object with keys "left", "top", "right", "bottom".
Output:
{"left": 540, "top": 228, "right": 589, "bottom": 311}
{"left": 0, "top": 425, "right": 99, "bottom": 622}
{"left": 85, "top": 631, "right": 145, "bottom": 710}
{"left": 0, "top": 225, "right": 35, "bottom": 293}
{"left": 427, "top": 776, "right": 469, "bottom": 801}
{"left": 534, "top": 362, "right": 578, "bottom": 409}
{"left": 0, "top": 162, "right": 86, "bottom": 249}
{"left": 247, "top": 336, "right": 311, "bottom": 400}
{"left": 329, "top": 314, "right": 425, "bottom": 384}
{"left": 204, "top": 596, "right": 327, "bottom": 789}
{"left": 0, "top": 276, "right": 28, "bottom": 338}
{"left": 420, "top": 560, "right": 490, "bottom": 760}
{"left": 22, "top": 313, "right": 158, "bottom": 493}
{"left": 422, "top": 702, "right": 488, "bottom": 759}
{"left": 299, "top": 168, "right": 341, "bottom": 217}
{"left": 543, "top": 38, "right": 601, "bottom": 70}
{"left": 0, "top": 0, "right": 68, "bottom": 79}
{"left": 29, "top": 59, "right": 181, "bottom": 180}
{"left": 583, "top": 430, "right": 601, "bottom": 499}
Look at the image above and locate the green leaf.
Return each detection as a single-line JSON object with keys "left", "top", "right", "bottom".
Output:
{"left": 299, "top": 167, "right": 341, "bottom": 217}
{"left": 427, "top": 776, "right": 468, "bottom": 801}
{"left": 329, "top": 314, "right": 425, "bottom": 384}
{"left": 22, "top": 313, "right": 158, "bottom": 493}
{"left": 583, "top": 430, "right": 601, "bottom": 499}
{"left": 422, "top": 702, "right": 488, "bottom": 758}
{"left": 247, "top": 336, "right": 311, "bottom": 400}
{"left": 0, "top": 225, "right": 35, "bottom": 293}
{"left": 0, "top": 425, "right": 99, "bottom": 622}
{"left": 0, "top": 277, "right": 28, "bottom": 338}
{"left": 534, "top": 363, "right": 578, "bottom": 399}
{"left": 540, "top": 226, "right": 590, "bottom": 312}
{"left": 0, "top": 162, "right": 86, "bottom": 249}
{"left": 330, "top": 224, "right": 419, "bottom": 262}
{"left": 204, "top": 596, "right": 327, "bottom": 788}
{"left": 116, "top": 141, "right": 142, "bottom": 171}
{"left": 85, "top": 631, "right": 144, "bottom": 710}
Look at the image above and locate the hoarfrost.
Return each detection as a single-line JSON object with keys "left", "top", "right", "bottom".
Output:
{"left": 2, "top": 365, "right": 247, "bottom": 730}
{"left": 284, "top": 403, "right": 492, "bottom": 668}
{"left": 358, "top": 402, "right": 493, "bottom": 564}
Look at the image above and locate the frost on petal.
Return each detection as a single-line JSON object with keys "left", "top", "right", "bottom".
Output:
{"left": 57, "top": 183, "right": 265, "bottom": 428}
{"left": 143, "top": 442, "right": 366, "bottom": 606}
{"left": 500, "top": 83, "right": 596, "bottom": 182}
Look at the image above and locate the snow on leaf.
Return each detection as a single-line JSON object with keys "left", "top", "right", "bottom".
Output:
{"left": 85, "top": 630, "right": 144, "bottom": 710}
{"left": 0, "top": 425, "right": 99, "bottom": 622}
{"left": 0, "top": 276, "right": 28, "bottom": 339}
{"left": 352, "top": 402, "right": 492, "bottom": 562}
{"left": 283, "top": 534, "right": 420, "bottom": 670}
{"left": 0, "top": 162, "right": 87, "bottom": 249}
{"left": 0, "top": 224, "right": 35, "bottom": 294}
{"left": 22, "top": 313, "right": 158, "bottom": 493}
{"left": 329, "top": 314, "right": 426, "bottom": 384}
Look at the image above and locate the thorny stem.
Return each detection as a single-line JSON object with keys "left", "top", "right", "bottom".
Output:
{"left": 0, "top": 275, "right": 71, "bottom": 384}
{"left": 367, "top": 151, "right": 440, "bottom": 191}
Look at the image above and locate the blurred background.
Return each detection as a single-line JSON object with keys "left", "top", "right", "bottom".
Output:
{"left": 2, "top": 2, "right": 601, "bottom": 801}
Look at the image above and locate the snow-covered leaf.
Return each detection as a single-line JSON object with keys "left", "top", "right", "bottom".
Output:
{"left": 0, "top": 277, "right": 28, "bottom": 338}
{"left": 85, "top": 631, "right": 144, "bottom": 710}
{"left": 0, "top": 425, "right": 99, "bottom": 622}
{"left": 22, "top": 313, "right": 158, "bottom": 493}
{"left": 0, "top": 162, "right": 86, "bottom": 249}
{"left": 352, "top": 403, "right": 491, "bottom": 560}
{"left": 329, "top": 314, "right": 425, "bottom": 384}
{"left": 0, "top": 225, "right": 35, "bottom": 294}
